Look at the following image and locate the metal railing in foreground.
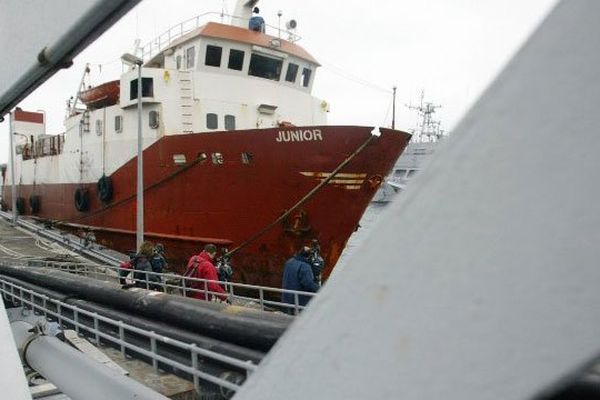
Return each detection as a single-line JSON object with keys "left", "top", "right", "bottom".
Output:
{"left": 0, "top": 211, "right": 315, "bottom": 314}
{"left": 0, "top": 278, "right": 256, "bottom": 395}
{"left": 26, "top": 260, "right": 317, "bottom": 316}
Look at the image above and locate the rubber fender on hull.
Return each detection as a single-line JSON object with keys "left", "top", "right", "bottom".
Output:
{"left": 16, "top": 196, "right": 25, "bottom": 214}
{"left": 97, "top": 175, "right": 113, "bottom": 202}
{"left": 29, "top": 195, "right": 41, "bottom": 214}
{"left": 74, "top": 188, "right": 90, "bottom": 212}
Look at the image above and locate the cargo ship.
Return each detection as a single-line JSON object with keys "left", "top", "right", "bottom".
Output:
{"left": 1, "top": 1, "right": 410, "bottom": 287}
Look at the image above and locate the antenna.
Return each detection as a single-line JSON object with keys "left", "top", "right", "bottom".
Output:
{"left": 392, "top": 86, "right": 397, "bottom": 130}
{"left": 278, "top": 10, "right": 283, "bottom": 39}
{"left": 406, "top": 90, "right": 443, "bottom": 142}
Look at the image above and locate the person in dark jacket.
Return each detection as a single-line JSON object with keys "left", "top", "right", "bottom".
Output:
{"left": 148, "top": 243, "right": 168, "bottom": 290}
{"left": 281, "top": 246, "right": 320, "bottom": 312}
{"left": 183, "top": 244, "right": 229, "bottom": 302}
{"left": 132, "top": 241, "right": 156, "bottom": 288}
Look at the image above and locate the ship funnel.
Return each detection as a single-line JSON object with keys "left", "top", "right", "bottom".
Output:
{"left": 286, "top": 19, "right": 297, "bottom": 30}
{"left": 233, "top": 0, "right": 259, "bottom": 28}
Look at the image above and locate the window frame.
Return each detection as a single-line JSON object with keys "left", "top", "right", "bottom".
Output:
{"left": 224, "top": 114, "right": 236, "bottom": 131}
{"left": 248, "top": 53, "right": 283, "bottom": 81}
{"left": 205, "top": 45, "right": 223, "bottom": 67}
{"left": 186, "top": 46, "right": 196, "bottom": 69}
{"left": 228, "top": 49, "right": 245, "bottom": 71}
{"left": 285, "top": 62, "right": 299, "bottom": 83}
{"left": 114, "top": 115, "right": 123, "bottom": 133}
{"left": 130, "top": 77, "right": 154, "bottom": 100}
{"left": 206, "top": 113, "right": 218, "bottom": 130}
{"left": 149, "top": 110, "right": 160, "bottom": 129}
{"left": 301, "top": 67, "right": 312, "bottom": 88}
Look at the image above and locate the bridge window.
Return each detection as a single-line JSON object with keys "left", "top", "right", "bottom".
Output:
{"left": 224, "top": 115, "right": 236, "bottom": 130}
{"left": 228, "top": 49, "right": 245, "bottom": 71}
{"left": 176, "top": 55, "right": 181, "bottom": 70}
{"left": 285, "top": 63, "right": 299, "bottom": 83}
{"left": 206, "top": 113, "right": 218, "bottom": 129}
{"left": 302, "top": 68, "right": 312, "bottom": 87}
{"left": 249, "top": 53, "right": 282, "bottom": 81}
{"left": 130, "top": 77, "right": 154, "bottom": 99}
{"left": 186, "top": 46, "right": 196, "bottom": 69}
{"left": 205, "top": 45, "right": 222, "bottom": 67}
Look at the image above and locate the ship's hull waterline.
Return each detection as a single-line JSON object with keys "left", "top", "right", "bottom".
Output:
{"left": 3, "top": 126, "right": 410, "bottom": 287}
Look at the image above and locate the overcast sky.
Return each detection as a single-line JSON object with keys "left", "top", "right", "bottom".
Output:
{"left": 0, "top": 0, "right": 558, "bottom": 165}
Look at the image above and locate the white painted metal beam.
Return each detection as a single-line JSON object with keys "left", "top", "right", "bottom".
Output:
{"left": 234, "top": 1, "right": 600, "bottom": 399}
{"left": 0, "top": 302, "right": 31, "bottom": 399}
{"left": 0, "top": 0, "right": 141, "bottom": 118}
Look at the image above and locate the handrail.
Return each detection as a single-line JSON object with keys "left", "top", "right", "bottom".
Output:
{"left": 0, "top": 279, "right": 256, "bottom": 394}
{"left": 1, "top": 260, "right": 317, "bottom": 315}
{"left": 139, "top": 11, "right": 301, "bottom": 62}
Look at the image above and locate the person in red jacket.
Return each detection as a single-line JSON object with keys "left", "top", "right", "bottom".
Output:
{"left": 184, "top": 244, "right": 229, "bottom": 302}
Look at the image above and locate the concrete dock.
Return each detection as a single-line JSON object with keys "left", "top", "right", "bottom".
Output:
{"left": 0, "top": 217, "right": 203, "bottom": 399}
{"left": 0, "top": 217, "right": 87, "bottom": 264}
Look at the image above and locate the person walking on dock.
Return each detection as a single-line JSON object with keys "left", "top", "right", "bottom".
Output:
{"left": 281, "top": 246, "right": 320, "bottom": 313}
{"left": 119, "top": 241, "right": 154, "bottom": 287}
{"left": 184, "top": 244, "right": 229, "bottom": 302}
{"left": 132, "top": 241, "right": 159, "bottom": 288}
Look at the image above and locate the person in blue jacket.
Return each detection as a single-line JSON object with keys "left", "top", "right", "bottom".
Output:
{"left": 281, "top": 246, "right": 320, "bottom": 312}
{"left": 248, "top": 7, "right": 265, "bottom": 32}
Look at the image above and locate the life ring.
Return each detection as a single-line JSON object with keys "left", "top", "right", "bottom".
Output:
{"left": 16, "top": 197, "right": 26, "bottom": 215}
{"left": 96, "top": 175, "right": 113, "bottom": 202}
{"left": 74, "top": 188, "right": 90, "bottom": 212}
{"left": 29, "top": 195, "right": 41, "bottom": 214}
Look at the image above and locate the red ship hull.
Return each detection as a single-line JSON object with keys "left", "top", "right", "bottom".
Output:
{"left": 2, "top": 126, "right": 409, "bottom": 287}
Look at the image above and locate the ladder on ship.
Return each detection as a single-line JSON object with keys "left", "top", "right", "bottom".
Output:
{"left": 179, "top": 71, "right": 194, "bottom": 133}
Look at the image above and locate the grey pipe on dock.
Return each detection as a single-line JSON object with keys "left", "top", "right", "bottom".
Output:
{"left": 0, "top": 273, "right": 265, "bottom": 364}
{"left": 10, "top": 320, "right": 170, "bottom": 400}
{"left": 0, "top": 265, "right": 291, "bottom": 351}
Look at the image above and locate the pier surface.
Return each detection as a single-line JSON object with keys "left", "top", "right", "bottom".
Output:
{"left": 0, "top": 218, "right": 85, "bottom": 264}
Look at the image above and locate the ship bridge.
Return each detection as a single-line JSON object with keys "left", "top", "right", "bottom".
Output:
{"left": 115, "top": 10, "right": 327, "bottom": 135}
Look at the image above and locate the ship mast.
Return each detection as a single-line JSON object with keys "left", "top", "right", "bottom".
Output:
{"left": 406, "top": 91, "right": 444, "bottom": 142}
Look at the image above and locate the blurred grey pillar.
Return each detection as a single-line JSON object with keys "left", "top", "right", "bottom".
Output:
{"left": 8, "top": 111, "right": 17, "bottom": 225}
{"left": 121, "top": 53, "right": 144, "bottom": 251}
{"left": 0, "top": 300, "right": 30, "bottom": 399}
{"left": 11, "top": 321, "right": 169, "bottom": 400}
{"left": 233, "top": 1, "right": 600, "bottom": 399}
{"left": 136, "top": 61, "right": 144, "bottom": 251}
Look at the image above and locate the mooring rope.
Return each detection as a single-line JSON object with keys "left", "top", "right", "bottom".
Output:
{"left": 225, "top": 133, "right": 377, "bottom": 258}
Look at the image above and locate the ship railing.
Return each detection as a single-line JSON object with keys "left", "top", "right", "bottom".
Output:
{"left": 0, "top": 278, "right": 256, "bottom": 394}
{"left": 140, "top": 12, "right": 301, "bottom": 62}
{"left": 28, "top": 260, "right": 316, "bottom": 315}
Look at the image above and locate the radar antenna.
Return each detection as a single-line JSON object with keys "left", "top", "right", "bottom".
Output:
{"left": 406, "top": 90, "right": 445, "bottom": 142}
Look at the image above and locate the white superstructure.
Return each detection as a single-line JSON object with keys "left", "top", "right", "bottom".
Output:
{"left": 10, "top": 2, "right": 327, "bottom": 187}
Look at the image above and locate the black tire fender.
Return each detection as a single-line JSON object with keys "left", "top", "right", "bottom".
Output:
{"left": 16, "top": 197, "right": 26, "bottom": 215}
{"left": 74, "top": 188, "right": 90, "bottom": 212}
{"left": 97, "top": 175, "right": 113, "bottom": 202}
{"left": 29, "top": 195, "right": 41, "bottom": 214}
